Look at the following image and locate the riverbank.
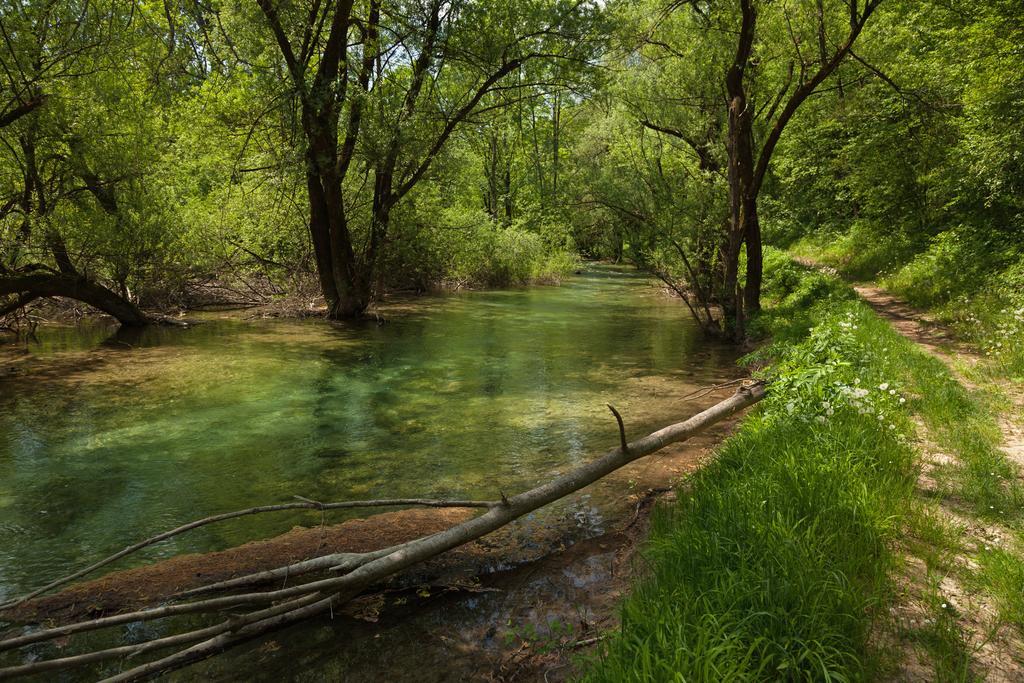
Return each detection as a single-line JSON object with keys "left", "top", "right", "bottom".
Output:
{"left": 584, "top": 248, "right": 1024, "bottom": 680}
{"left": 0, "top": 388, "right": 748, "bottom": 682}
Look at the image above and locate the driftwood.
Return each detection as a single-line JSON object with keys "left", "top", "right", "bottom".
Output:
{"left": 0, "top": 382, "right": 765, "bottom": 681}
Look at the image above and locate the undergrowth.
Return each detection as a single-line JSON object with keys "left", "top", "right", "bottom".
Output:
{"left": 792, "top": 231, "right": 1024, "bottom": 378}
{"left": 583, "top": 248, "right": 1023, "bottom": 681}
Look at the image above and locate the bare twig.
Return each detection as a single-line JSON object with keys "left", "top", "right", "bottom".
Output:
{"left": 607, "top": 404, "right": 629, "bottom": 453}
{"left": 676, "top": 377, "right": 748, "bottom": 403}
{"left": 570, "top": 635, "right": 606, "bottom": 649}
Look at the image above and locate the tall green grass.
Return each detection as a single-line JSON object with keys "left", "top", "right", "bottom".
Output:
{"left": 781, "top": 240, "right": 1022, "bottom": 517}
{"left": 583, "top": 250, "right": 1022, "bottom": 681}
{"left": 584, "top": 409, "right": 915, "bottom": 681}
{"left": 975, "top": 537, "right": 1024, "bottom": 633}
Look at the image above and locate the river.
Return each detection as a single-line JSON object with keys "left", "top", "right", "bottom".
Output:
{"left": 0, "top": 265, "right": 740, "bottom": 679}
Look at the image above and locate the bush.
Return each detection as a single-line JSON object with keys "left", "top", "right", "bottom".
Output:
{"left": 883, "top": 228, "right": 1003, "bottom": 308}
{"left": 747, "top": 247, "right": 855, "bottom": 341}
{"left": 789, "top": 221, "right": 918, "bottom": 282}
{"left": 380, "top": 205, "right": 579, "bottom": 291}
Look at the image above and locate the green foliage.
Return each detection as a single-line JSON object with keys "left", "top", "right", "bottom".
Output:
{"left": 797, "top": 225, "right": 1024, "bottom": 377}
{"left": 889, "top": 253, "right": 1024, "bottom": 377}
{"left": 377, "top": 202, "right": 579, "bottom": 292}
{"left": 587, "top": 259, "right": 1024, "bottom": 680}
{"left": 0, "top": 0, "right": 189, "bottom": 299}
{"left": 768, "top": 1, "right": 1024, "bottom": 376}
{"left": 0, "top": 0, "right": 600, "bottom": 315}
{"left": 587, "top": 301, "right": 918, "bottom": 681}
{"left": 746, "top": 247, "right": 855, "bottom": 341}
{"left": 4, "top": 0, "right": 1022, "bottom": 320}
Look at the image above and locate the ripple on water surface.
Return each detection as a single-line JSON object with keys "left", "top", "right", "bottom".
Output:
{"left": 0, "top": 266, "right": 740, "bottom": 607}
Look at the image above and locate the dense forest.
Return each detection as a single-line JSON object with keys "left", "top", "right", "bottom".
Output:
{"left": 3, "top": 0, "right": 1017, "bottom": 339}
{"left": 2, "top": 0, "right": 1024, "bottom": 681}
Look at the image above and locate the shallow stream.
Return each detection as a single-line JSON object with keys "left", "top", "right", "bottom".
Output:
{"left": 0, "top": 265, "right": 740, "bottom": 679}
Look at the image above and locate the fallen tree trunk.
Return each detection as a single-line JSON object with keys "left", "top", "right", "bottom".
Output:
{"left": 0, "top": 382, "right": 766, "bottom": 681}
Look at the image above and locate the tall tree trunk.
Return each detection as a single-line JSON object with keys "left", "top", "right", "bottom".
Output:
{"left": 551, "top": 91, "right": 561, "bottom": 205}
{"left": 366, "top": 205, "right": 391, "bottom": 305}
{"left": 744, "top": 201, "right": 762, "bottom": 314}
{"left": 503, "top": 153, "right": 513, "bottom": 224}
{"left": 722, "top": 0, "right": 757, "bottom": 340}
{"left": 305, "top": 170, "right": 342, "bottom": 313}
{"left": 484, "top": 132, "right": 499, "bottom": 218}
{"left": 302, "top": 113, "right": 369, "bottom": 319}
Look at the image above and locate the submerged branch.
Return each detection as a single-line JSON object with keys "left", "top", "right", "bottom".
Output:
{"left": 0, "top": 593, "right": 327, "bottom": 679}
{"left": 0, "top": 498, "right": 496, "bottom": 611}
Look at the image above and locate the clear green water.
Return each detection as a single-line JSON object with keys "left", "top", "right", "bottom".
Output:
{"left": 0, "top": 266, "right": 737, "bottom": 603}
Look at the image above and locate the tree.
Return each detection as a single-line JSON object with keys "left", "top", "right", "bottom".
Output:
{"left": 250, "top": 0, "right": 602, "bottom": 318}
{"left": 0, "top": 0, "right": 186, "bottom": 325}
{"left": 601, "top": 0, "right": 883, "bottom": 338}
{"left": 768, "top": 0, "right": 1024, "bottom": 300}
{"left": 725, "top": 0, "right": 882, "bottom": 321}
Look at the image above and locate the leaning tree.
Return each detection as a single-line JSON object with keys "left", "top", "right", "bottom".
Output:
{"left": 0, "top": 0, "right": 185, "bottom": 326}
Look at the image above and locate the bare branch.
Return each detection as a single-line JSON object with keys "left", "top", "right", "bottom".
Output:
{"left": 0, "top": 497, "right": 497, "bottom": 611}
{"left": 607, "top": 404, "right": 629, "bottom": 453}
{"left": 0, "top": 93, "right": 47, "bottom": 128}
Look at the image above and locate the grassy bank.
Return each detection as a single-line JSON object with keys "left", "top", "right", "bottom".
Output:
{"left": 791, "top": 233, "right": 1024, "bottom": 378}
{"left": 583, "top": 248, "right": 1023, "bottom": 681}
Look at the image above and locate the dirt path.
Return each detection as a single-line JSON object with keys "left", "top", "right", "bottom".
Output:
{"left": 852, "top": 285, "right": 965, "bottom": 362}
{"left": 829, "top": 277, "right": 1024, "bottom": 680}
{"left": 852, "top": 283, "right": 1024, "bottom": 471}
